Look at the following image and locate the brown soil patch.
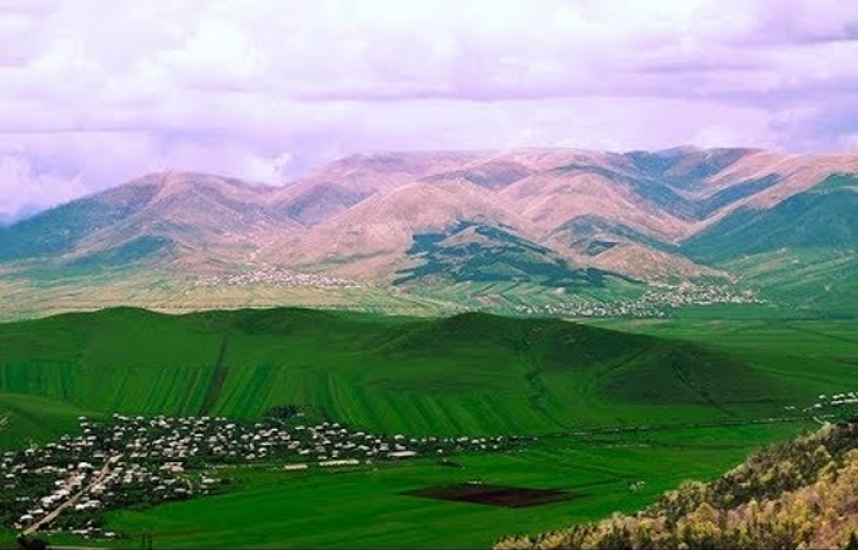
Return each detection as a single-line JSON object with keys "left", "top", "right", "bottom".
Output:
{"left": 401, "top": 482, "right": 571, "bottom": 508}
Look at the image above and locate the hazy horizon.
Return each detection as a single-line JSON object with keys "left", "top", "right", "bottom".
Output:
{"left": 1, "top": 0, "right": 857, "bottom": 218}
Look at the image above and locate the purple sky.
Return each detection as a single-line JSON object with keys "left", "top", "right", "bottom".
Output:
{"left": 1, "top": 0, "right": 858, "bottom": 217}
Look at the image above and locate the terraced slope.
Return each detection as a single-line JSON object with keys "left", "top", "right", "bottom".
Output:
{"left": 0, "top": 307, "right": 822, "bottom": 448}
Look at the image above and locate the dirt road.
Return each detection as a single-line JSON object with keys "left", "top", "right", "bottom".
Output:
{"left": 23, "top": 454, "right": 122, "bottom": 536}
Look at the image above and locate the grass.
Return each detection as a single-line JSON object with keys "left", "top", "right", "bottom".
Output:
{"left": 2, "top": 307, "right": 855, "bottom": 548}
{"left": 582, "top": 318, "right": 858, "bottom": 404}
{"left": 37, "top": 423, "right": 813, "bottom": 549}
{"left": 0, "top": 391, "right": 100, "bottom": 450}
{"left": 0, "top": 307, "right": 824, "bottom": 446}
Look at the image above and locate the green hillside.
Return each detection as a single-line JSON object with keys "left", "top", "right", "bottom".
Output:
{"left": 0, "top": 391, "right": 96, "bottom": 450}
{"left": 394, "top": 221, "right": 638, "bottom": 291}
{"left": 0, "top": 307, "right": 813, "bottom": 449}
{"left": 496, "top": 421, "right": 858, "bottom": 550}
{"left": 683, "top": 173, "right": 858, "bottom": 263}
{"left": 718, "top": 248, "right": 858, "bottom": 316}
{"left": 0, "top": 183, "right": 159, "bottom": 262}
{"left": 678, "top": 174, "right": 858, "bottom": 313}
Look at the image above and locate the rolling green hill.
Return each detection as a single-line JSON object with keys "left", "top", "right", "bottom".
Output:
{"left": 681, "top": 174, "right": 858, "bottom": 313}
{"left": 683, "top": 174, "right": 858, "bottom": 263}
{"left": 0, "top": 307, "right": 832, "bottom": 451}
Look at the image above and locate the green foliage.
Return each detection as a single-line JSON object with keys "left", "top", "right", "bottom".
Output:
{"left": 496, "top": 422, "right": 858, "bottom": 550}
{"left": 394, "top": 220, "right": 638, "bottom": 290}
{"left": 263, "top": 404, "right": 302, "bottom": 422}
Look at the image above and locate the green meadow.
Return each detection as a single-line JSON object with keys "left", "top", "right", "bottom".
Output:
{"left": 1, "top": 307, "right": 855, "bottom": 548}
{"left": 0, "top": 307, "right": 838, "bottom": 446}
{"left": 30, "top": 423, "right": 813, "bottom": 550}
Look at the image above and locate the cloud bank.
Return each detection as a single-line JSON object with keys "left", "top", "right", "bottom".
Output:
{"left": 1, "top": 0, "right": 857, "bottom": 216}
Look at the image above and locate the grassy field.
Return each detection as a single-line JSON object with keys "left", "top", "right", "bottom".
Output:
{"left": 0, "top": 307, "right": 833, "bottom": 449}
{"left": 584, "top": 318, "right": 858, "bottom": 404}
{"left": 1, "top": 308, "right": 855, "bottom": 548}
{"left": 22, "top": 422, "right": 813, "bottom": 550}
{"left": 0, "top": 272, "right": 465, "bottom": 323}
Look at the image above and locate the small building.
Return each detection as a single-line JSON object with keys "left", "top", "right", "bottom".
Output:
{"left": 388, "top": 450, "right": 418, "bottom": 459}
{"left": 319, "top": 459, "right": 359, "bottom": 467}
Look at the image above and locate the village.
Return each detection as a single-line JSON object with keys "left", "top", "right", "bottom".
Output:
{"left": 1, "top": 412, "right": 532, "bottom": 540}
{"left": 513, "top": 284, "right": 766, "bottom": 318}
{"left": 192, "top": 267, "right": 365, "bottom": 289}
{"left": 803, "top": 392, "right": 858, "bottom": 413}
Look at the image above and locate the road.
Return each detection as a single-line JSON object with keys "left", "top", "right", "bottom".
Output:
{"left": 23, "top": 454, "right": 122, "bottom": 537}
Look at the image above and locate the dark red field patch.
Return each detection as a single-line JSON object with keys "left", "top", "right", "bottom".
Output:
{"left": 401, "top": 482, "right": 571, "bottom": 508}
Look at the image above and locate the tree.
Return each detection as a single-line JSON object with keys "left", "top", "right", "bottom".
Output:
{"left": 16, "top": 535, "right": 48, "bottom": 550}
{"left": 845, "top": 531, "right": 858, "bottom": 550}
{"left": 263, "top": 404, "right": 302, "bottom": 422}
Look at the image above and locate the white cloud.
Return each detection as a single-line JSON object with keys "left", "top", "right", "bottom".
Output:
{"left": 0, "top": 0, "right": 856, "bottom": 216}
{"left": 0, "top": 152, "right": 87, "bottom": 215}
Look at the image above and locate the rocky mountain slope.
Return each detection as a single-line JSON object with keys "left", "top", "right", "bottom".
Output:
{"left": 1, "top": 147, "right": 855, "bottom": 304}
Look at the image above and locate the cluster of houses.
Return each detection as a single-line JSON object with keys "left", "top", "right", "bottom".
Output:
{"left": 37, "top": 414, "right": 525, "bottom": 465}
{"left": 1, "top": 413, "right": 532, "bottom": 537}
{"left": 513, "top": 284, "right": 765, "bottom": 318}
{"left": 821, "top": 392, "right": 858, "bottom": 406}
{"left": 803, "top": 393, "right": 858, "bottom": 413}
{"left": 192, "top": 267, "right": 365, "bottom": 289}
{"left": 3, "top": 455, "right": 219, "bottom": 537}
{"left": 514, "top": 301, "right": 667, "bottom": 318}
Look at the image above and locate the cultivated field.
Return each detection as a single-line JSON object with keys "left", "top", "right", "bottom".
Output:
{"left": 6, "top": 423, "right": 812, "bottom": 549}
{"left": 1, "top": 308, "right": 855, "bottom": 548}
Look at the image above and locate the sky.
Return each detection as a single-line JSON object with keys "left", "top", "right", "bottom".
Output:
{"left": 1, "top": 0, "right": 858, "bottom": 218}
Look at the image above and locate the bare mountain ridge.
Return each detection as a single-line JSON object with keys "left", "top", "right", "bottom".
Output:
{"left": 264, "top": 177, "right": 541, "bottom": 280}
{"left": 0, "top": 171, "right": 301, "bottom": 271}
{"left": 269, "top": 147, "right": 857, "bottom": 282}
{"left": 2, "top": 147, "right": 856, "bottom": 286}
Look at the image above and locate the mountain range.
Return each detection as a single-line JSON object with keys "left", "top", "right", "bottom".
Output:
{"left": 1, "top": 146, "right": 856, "bottom": 314}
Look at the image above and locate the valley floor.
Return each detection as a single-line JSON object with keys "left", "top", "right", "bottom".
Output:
{"left": 1, "top": 311, "right": 856, "bottom": 548}
{"left": 4, "top": 423, "right": 813, "bottom": 549}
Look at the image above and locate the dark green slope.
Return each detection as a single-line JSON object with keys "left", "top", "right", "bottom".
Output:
{"left": 0, "top": 182, "right": 160, "bottom": 262}
{"left": 393, "top": 220, "right": 638, "bottom": 290}
{"left": 683, "top": 174, "right": 858, "bottom": 263}
{"left": 0, "top": 307, "right": 800, "bottom": 446}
